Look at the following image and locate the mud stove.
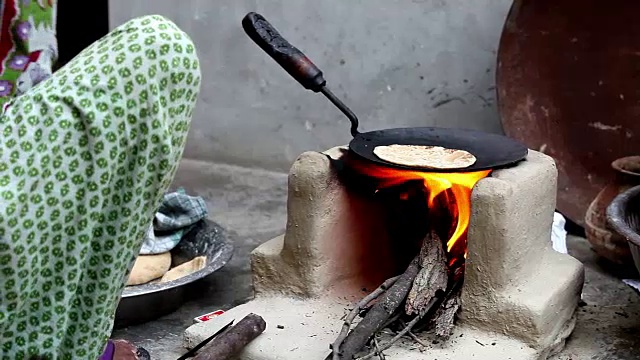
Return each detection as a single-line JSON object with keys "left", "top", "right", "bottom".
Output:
{"left": 185, "top": 146, "right": 584, "bottom": 360}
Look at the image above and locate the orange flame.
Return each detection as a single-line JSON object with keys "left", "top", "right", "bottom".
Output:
{"left": 348, "top": 159, "right": 491, "bottom": 256}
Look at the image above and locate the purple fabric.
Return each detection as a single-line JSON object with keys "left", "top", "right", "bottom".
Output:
{"left": 98, "top": 340, "right": 115, "bottom": 360}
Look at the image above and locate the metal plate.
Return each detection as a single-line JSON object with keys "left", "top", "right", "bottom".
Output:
{"left": 114, "top": 220, "right": 234, "bottom": 328}
{"left": 497, "top": 0, "right": 640, "bottom": 225}
{"left": 348, "top": 127, "right": 528, "bottom": 173}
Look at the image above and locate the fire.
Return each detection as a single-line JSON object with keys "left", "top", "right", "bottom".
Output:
{"left": 348, "top": 158, "right": 491, "bottom": 259}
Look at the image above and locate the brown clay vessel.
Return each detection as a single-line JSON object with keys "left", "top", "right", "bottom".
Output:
{"left": 585, "top": 156, "right": 640, "bottom": 265}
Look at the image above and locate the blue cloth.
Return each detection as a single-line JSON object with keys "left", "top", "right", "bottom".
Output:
{"left": 140, "top": 188, "right": 208, "bottom": 255}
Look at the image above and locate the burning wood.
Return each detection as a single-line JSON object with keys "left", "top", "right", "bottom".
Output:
{"left": 327, "top": 157, "right": 490, "bottom": 358}
{"left": 405, "top": 230, "right": 448, "bottom": 316}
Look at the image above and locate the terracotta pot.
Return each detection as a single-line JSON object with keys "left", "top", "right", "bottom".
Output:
{"left": 585, "top": 156, "right": 640, "bottom": 265}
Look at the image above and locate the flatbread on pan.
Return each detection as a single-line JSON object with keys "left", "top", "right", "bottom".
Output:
{"left": 373, "top": 144, "right": 477, "bottom": 169}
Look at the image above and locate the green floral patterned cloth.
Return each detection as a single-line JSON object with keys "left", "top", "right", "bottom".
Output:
{"left": 0, "top": 14, "right": 201, "bottom": 359}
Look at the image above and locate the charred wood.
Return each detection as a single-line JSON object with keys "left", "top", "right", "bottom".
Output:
{"left": 330, "top": 275, "right": 400, "bottom": 360}
{"left": 405, "top": 230, "right": 448, "bottom": 315}
{"left": 433, "top": 285, "right": 461, "bottom": 340}
{"left": 355, "top": 279, "right": 462, "bottom": 360}
{"left": 328, "top": 253, "right": 421, "bottom": 360}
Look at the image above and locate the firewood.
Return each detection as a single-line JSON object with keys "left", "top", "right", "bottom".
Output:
{"left": 354, "top": 279, "right": 463, "bottom": 360}
{"left": 405, "top": 230, "right": 448, "bottom": 315}
{"left": 329, "top": 253, "right": 422, "bottom": 360}
{"left": 433, "top": 285, "right": 461, "bottom": 340}
{"left": 193, "top": 313, "right": 266, "bottom": 360}
{"left": 331, "top": 276, "right": 400, "bottom": 360}
{"left": 355, "top": 297, "right": 440, "bottom": 360}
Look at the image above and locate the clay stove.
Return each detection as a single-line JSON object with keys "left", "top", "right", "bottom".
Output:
{"left": 185, "top": 146, "right": 584, "bottom": 360}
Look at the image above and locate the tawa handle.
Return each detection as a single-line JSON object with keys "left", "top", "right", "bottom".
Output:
{"left": 242, "top": 12, "right": 326, "bottom": 92}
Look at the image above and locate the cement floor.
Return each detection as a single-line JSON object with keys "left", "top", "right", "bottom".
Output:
{"left": 113, "top": 159, "right": 640, "bottom": 360}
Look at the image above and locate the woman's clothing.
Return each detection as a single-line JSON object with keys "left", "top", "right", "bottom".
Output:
{"left": 0, "top": 14, "right": 201, "bottom": 359}
{"left": 0, "top": 0, "right": 58, "bottom": 106}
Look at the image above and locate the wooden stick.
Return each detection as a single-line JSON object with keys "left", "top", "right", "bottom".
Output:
{"left": 329, "top": 254, "right": 422, "bottom": 360}
{"left": 355, "top": 297, "right": 439, "bottom": 360}
{"left": 193, "top": 313, "right": 266, "bottom": 360}
{"left": 331, "top": 275, "right": 400, "bottom": 360}
{"left": 434, "top": 285, "right": 461, "bottom": 339}
{"left": 177, "top": 320, "right": 234, "bottom": 360}
{"left": 355, "top": 279, "right": 463, "bottom": 360}
{"left": 380, "top": 312, "right": 402, "bottom": 330}
{"left": 398, "top": 319, "right": 428, "bottom": 348}
{"left": 373, "top": 336, "right": 386, "bottom": 359}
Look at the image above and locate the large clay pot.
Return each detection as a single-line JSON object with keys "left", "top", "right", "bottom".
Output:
{"left": 585, "top": 156, "right": 640, "bottom": 265}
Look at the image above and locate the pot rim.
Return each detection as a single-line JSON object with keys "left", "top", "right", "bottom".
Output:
{"left": 611, "top": 156, "right": 640, "bottom": 177}
{"left": 607, "top": 184, "right": 640, "bottom": 247}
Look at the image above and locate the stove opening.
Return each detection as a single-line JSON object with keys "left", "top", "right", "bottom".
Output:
{"left": 342, "top": 156, "right": 491, "bottom": 280}
{"left": 325, "top": 154, "right": 492, "bottom": 351}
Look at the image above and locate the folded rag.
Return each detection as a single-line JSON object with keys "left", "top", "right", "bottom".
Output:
{"left": 139, "top": 188, "right": 208, "bottom": 255}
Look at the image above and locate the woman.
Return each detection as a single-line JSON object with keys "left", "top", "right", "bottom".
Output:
{"left": 0, "top": 13, "right": 201, "bottom": 359}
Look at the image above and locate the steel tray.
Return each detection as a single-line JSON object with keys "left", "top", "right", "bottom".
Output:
{"left": 114, "top": 219, "right": 234, "bottom": 328}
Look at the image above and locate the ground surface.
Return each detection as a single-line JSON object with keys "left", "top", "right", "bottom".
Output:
{"left": 114, "top": 159, "right": 640, "bottom": 360}
{"left": 551, "top": 236, "right": 640, "bottom": 360}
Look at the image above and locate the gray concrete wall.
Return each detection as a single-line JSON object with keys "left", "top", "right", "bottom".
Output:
{"left": 109, "top": 0, "right": 511, "bottom": 172}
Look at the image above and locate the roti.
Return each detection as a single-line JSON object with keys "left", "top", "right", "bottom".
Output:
{"left": 372, "top": 144, "right": 477, "bottom": 169}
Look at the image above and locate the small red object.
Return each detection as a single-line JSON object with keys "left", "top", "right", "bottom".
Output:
{"left": 194, "top": 310, "right": 225, "bottom": 323}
